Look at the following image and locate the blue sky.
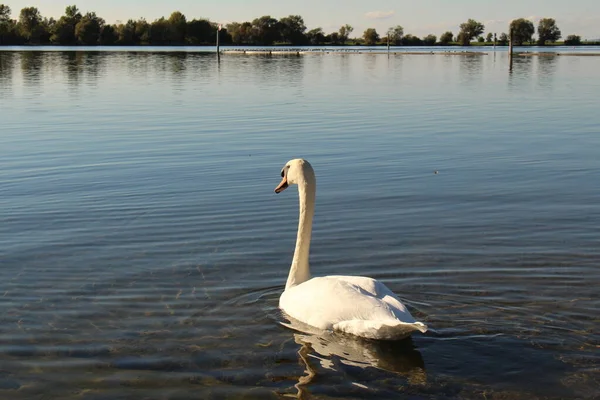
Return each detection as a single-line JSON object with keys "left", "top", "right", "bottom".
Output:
{"left": 4, "top": 0, "right": 600, "bottom": 39}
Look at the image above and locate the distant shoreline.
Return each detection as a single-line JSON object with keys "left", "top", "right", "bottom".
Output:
{"left": 2, "top": 43, "right": 600, "bottom": 48}
{"left": 1, "top": 46, "right": 599, "bottom": 58}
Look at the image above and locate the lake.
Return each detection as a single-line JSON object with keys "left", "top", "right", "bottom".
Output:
{"left": 0, "top": 47, "right": 599, "bottom": 399}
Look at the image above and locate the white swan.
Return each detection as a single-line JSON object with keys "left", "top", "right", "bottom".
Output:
{"left": 274, "top": 159, "right": 428, "bottom": 340}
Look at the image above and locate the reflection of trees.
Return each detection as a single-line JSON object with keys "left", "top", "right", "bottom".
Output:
{"left": 124, "top": 52, "right": 194, "bottom": 88}
{"left": 364, "top": 53, "right": 378, "bottom": 75}
{"left": 512, "top": 54, "right": 534, "bottom": 75}
{"left": 251, "top": 55, "right": 305, "bottom": 92}
{"left": 61, "top": 51, "right": 103, "bottom": 89}
{"left": 19, "top": 51, "right": 44, "bottom": 84}
{"left": 507, "top": 54, "right": 534, "bottom": 90}
{"left": 167, "top": 52, "right": 188, "bottom": 94}
{"left": 168, "top": 52, "right": 188, "bottom": 75}
{"left": 536, "top": 55, "right": 558, "bottom": 89}
{"left": 338, "top": 53, "right": 351, "bottom": 81}
{"left": 0, "top": 52, "right": 15, "bottom": 92}
{"left": 82, "top": 52, "right": 103, "bottom": 86}
{"left": 459, "top": 54, "right": 483, "bottom": 87}
{"left": 125, "top": 51, "right": 151, "bottom": 81}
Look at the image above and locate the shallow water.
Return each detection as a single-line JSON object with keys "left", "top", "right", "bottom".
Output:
{"left": 0, "top": 48, "right": 599, "bottom": 399}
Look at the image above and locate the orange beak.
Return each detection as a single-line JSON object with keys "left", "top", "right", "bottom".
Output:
{"left": 274, "top": 177, "right": 288, "bottom": 193}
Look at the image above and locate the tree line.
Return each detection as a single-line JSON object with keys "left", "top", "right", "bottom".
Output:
{"left": 0, "top": 4, "right": 588, "bottom": 47}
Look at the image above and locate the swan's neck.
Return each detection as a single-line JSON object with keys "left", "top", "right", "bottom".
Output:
{"left": 285, "top": 177, "right": 315, "bottom": 290}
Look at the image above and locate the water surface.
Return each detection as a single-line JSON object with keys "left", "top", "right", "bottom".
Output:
{"left": 1, "top": 48, "right": 599, "bottom": 399}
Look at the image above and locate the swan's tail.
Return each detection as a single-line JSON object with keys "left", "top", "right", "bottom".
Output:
{"left": 334, "top": 320, "right": 428, "bottom": 341}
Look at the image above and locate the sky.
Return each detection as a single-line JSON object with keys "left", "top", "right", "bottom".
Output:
{"left": 4, "top": 0, "right": 600, "bottom": 39}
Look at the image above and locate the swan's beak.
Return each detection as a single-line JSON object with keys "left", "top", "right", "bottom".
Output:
{"left": 275, "top": 177, "right": 289, "bottom": 193}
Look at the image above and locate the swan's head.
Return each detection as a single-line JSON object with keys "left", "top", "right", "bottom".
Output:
{"left": 275, "top": 159, "right": 315, "bottom": 193}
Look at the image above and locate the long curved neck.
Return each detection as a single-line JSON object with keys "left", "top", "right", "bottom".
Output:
{"left": 285, "top": 176, "right": 315, "bottom": 290}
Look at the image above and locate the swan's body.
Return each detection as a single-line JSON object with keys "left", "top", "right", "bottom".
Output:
{"left": 274, "top": 159, "right": 427, "bottom": 341}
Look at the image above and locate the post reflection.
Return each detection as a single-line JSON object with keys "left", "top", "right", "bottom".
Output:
{"left": 507, "top": 54, "right": 535, "bottom": 90}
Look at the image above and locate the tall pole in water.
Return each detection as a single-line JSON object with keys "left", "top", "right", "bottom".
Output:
{"left": 508, "top": 27, "right": 513, "bottom": 72}
{"left": 387, "top": 33, "right": 390, "bottom": 54}
{"left": 216, "top": 24, "right": 221, "bottom": 61}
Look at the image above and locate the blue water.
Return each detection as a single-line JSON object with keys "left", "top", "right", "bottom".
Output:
{"left": 0, "top": 48, "right": 599, "bottom": 399}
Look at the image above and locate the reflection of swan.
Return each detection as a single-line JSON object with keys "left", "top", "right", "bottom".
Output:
{"left": 274, "top": 159, "right": 428, "bottom": 340}
{"left": 283, "top": 318, "right": 426, "bottom": 385}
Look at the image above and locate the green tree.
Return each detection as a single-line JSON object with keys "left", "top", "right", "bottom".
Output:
{"left": 338, "top": 24, "right": 353, "bottom": 44}
{"left": 0, "top": 4, "right": 12, "bottom": 44}
{"left": 362, "top": 28, "right": 379, "bottom": 45}
{"left": 18, "top": 6, "right": 46, "bottom": 43}
{"left": 509, "top": 18, "right": 534, "bottom": 46}
{"left": 458, "top": 19, "right": 484, "bottom": 45}
{"left": 306, "top": 27, "right": 325, "bottom": 45}
{"left": 227, "top": 21, "right": 253, "bottom": 44}
{"left": 327, "top": 31, "right": 340, "bottom": 45}
{"left": 251, "top": 15, "right": 279, "bottom": 45}
{"left": 50, "top": 6, "right": 81, "bottom": 44}
{"left": 486, "top": 32, "right": 493, "bottom": 43}
{"left": 423, "top": 34, "right": 437, "bottom": 45}
{"left": 134, "top": 18, "right": 150, "bottom": 44}
{"left": 537, "top": 18, "right": 561, "bottom": 45}
{"left": 564, "top": 34, "right": 581, "bottom": 45}
{"left": 401, "top": 34, "right": 423, "bottom": 46}
{"left": 386, "top": 25, "right": 403, "bottom": 45}
{"left": 187, "top": 19, "right": 213, "bottom": 45}
{"left": 226, "top": 22, "right": 245, "bottom": 44}
{"left": 0, "top": 4, "right": 9, "bottom": 23}
{"left": 50, "top": 6, "right": 81, "bottom": 45}
{"left": 498, "top": 32, "right": 508, "bottom": 45}
{"left": 168, "top": 11, "right": 186, "bottom": 44}
{"left": 99, "top": 24, "right": 117, "bottom": 45}
{"left": 279, "top": 15, "right": 306, "bottom": 45}
{"left": 116, "top": 19, "right": 138, "bottom": 45}
{"left": 477, "top": 36, "right": 485, "bottom": 43}
{"left": 439, "top": 31, "right": 453, "bottom": 45}
{"left": 75, "top": 12, "right": 103, "bottom": 45}
{"left": 216, "top": 25, "right": 232, "bottom": 45}
{"left": 149, "top": 18, "right": 169, "bottom": 45}
{"left": 225, "top": 22, "right": 240, "bottom": 43}
{"left": 66, "top": 6, "right": 80, "bottom": 20}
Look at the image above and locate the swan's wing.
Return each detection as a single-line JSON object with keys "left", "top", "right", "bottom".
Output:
{"left": 279, "top": 276, "right": 418, "bottom": 331}
{"left": 326, "top": 275, "right": 417, "bottom": 318}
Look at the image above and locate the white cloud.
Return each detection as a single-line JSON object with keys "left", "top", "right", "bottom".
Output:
{"left": 365, "top": 11, "right": 395, "bottom": 20}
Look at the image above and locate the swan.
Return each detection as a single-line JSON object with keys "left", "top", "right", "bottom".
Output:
{"left": 274, "top": 159, "right": 428, "bottom": 341}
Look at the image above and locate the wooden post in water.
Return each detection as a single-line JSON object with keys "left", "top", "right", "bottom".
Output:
{"left": 493, "top": 33, "right": 497, "bottom": 49}
{"left": 508, "top": 28, "right": 513, "bottom": 71}
{"left": 216, "top": 24, "right": 221, "bottom": 61}
{"left": 387, "top": 34, "right": 390, "bottom": 54}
